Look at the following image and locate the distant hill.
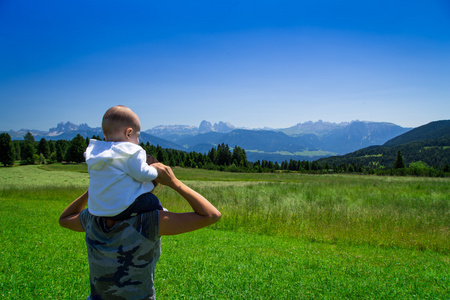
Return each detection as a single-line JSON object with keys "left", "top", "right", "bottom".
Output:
{"left": 139, "top": 132, "right": 186, "bottom": 151}
{"left": 4, "top": 129, "right": 48, "bottom": 140}
{"left": 145, "top": 124, "right": 198, "bottom": 137}
{"left": 144, "top": 120, "right": 411, "bottom": 161}
{"left": 317, "top": 120, "right": 450, "bottom": 169}
{"left": 181, "top": 129, "right": 331, "bottom": 162}
{"left": 383, "top": 120, "right": 450, "bottom": 146}
{"left": 319, "top": 121, "right": 410, "bottom": 154}
{"left": 280, "top": 120, "right": 349, "bottom": 136}
{"left": 4, "top": 122, "right": 103, "bottom": 140}
{"left": 2, "top": 119, "right": 414, "bottom": 162}
{"left": 173, "top": 121, "right": 411, "bottom": 162}
{"left": 145, "top": 120, "right": 236, "bottom": 138}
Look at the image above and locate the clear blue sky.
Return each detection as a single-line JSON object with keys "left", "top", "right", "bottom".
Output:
{"left": 1, "top": 0, "right": 449, "bottom": 131}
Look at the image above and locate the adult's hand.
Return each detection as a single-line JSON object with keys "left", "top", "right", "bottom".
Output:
{"left": 154, "top": 163, "right": 222, "bottom": 236}
{"left": 153, "top": 163, "right": 179, "bottom": 189}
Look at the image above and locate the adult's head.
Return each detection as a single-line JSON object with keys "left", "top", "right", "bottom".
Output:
{"left": 102, "top": 105, "right": 141, "bottom": 144}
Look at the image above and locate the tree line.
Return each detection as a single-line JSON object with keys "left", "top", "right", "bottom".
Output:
{"left": 1, "top": 132, "right": 448, "bottom": 177}
{"left": 0, "top": 132, "right": 87, "bottom": 166}
{"left": 0, "top": 132, "right": 251, "bottom": 170}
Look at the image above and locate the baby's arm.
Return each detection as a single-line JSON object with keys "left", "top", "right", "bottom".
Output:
{"left": 127, "top": 150, "right": 159, "bottom": 182}
{"left": 147, "top": 154, "right": 159, "bottom": 190}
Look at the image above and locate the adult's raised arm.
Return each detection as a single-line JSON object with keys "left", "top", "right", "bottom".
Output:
{"left": 59, "top": 190, "right": 88, "bottom": 232}
{"left": 153, "top": 163, "right": 221, "bottom": 236}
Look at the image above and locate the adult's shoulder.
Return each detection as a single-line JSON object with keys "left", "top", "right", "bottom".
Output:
{"left": 79, "top": 208, "right": 94, "bottom": 231}
{"left": 134, "top": 210, "right": 159, "bottom": 241}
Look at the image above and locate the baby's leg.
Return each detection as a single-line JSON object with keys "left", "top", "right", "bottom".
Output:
{"left": 109, "top": 192, "right": 163, "bottom": 220}
{"left": 133, "top": 192, "right": 163, "bottom": 212}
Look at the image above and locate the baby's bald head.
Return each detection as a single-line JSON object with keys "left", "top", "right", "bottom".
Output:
{"left": 102, "top": 105, "right": 140, "bottom": 141}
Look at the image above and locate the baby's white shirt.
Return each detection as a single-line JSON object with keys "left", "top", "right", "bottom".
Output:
{"left": 84, "top": 139, "right": 158, "bottom": 217}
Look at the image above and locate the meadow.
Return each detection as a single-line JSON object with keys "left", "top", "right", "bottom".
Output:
{"left": 0, "top": 164, "right": 449, "bottom": 299}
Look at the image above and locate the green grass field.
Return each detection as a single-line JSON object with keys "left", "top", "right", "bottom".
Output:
{"left": 1, "top": 164, "right": 449, "bottom": 299}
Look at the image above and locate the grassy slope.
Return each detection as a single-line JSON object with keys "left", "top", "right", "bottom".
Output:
{"left": 0, "top": 165, "right": 449, "bottom": 299}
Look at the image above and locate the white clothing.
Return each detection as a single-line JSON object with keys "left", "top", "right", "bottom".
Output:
{"left": 84, "top": 139, "right": 158, "bottom": 217}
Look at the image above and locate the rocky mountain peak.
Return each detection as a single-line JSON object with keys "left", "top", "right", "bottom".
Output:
{"left": 50, "top": 122, "right": 79, "bottom": 133}
{"left": 198, "top": 120, "right": 214, "bottom": 133}
{"left": 198, "top": 120, "right": 235, "bottom": 134}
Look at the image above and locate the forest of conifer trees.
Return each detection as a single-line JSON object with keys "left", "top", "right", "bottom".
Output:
{"left": 0, "top": 132, "right": 448, "bottom": 177}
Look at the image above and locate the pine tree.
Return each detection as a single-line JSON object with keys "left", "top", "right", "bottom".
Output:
{"left": 156, "top": 146, "right": 169, "bottom": 164}
{"left": 443, "top": 163, "right": 450, "bottom": 173}
{"left": 21, "top": 132, "right": 36, "bottom": 165}
{"left": 37, "top": 138, "right": 50, "bottom": 159}
{"left": 13, "top": 141, "right": 21, "bottom": 160}
{"left": 56, "top": 143, "right": 64, "bottom": 162}
{"left": 232, "top": 146, "right": 248, "bottom": 168}
{"left": 311, "top": 161, "right": 319, "bottom": 171}
{"left": 0, "top": 133, "right": 15, "bottom": 166}
{"left": 48, "top": 140, "right": 55, "bottom": 154}
{"left": 208, "top": 148, "right": 217, "bottom": 164}
{"left": 66, "top": 134, "right": 87, "bottom": 163}
{"left": 394, "top": 150, "right": 405, "bottom": 169}
{"left": 217, "top": 143, "right": 231, "bottom": 166}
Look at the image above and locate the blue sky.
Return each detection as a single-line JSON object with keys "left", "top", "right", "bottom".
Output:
{"left": 1, "top": 0, "right": 449, "bottom": 131}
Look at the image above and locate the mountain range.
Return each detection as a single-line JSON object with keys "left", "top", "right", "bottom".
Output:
{"left": 2, "top": 120, "right": 414, "bottom": 162}
{"left": 317, "top": 120, "right": 450, "bottom": 169}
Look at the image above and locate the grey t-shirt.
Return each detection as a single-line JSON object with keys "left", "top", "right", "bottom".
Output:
{"left": 80, "top": 209, "right": 160, "bottom": 300}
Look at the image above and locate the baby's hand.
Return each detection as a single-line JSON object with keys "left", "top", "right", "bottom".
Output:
{"left": 147, "top": 154, "right": 160, "bottom": 189}
{"left": 146, "top": 154, "right": 159, "bottom": 165}
{"left": 150, "top": 162, "right": 165, "bottom": 174}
